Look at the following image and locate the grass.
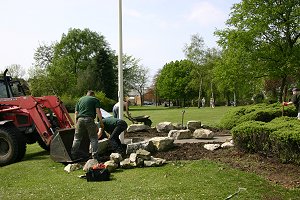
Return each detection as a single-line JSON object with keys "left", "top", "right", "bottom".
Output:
{"left": 1, "top": 106, "right": 299, "bottom": 199}
{"left": 1, "top": 143, "right": 299, "bottom": 200}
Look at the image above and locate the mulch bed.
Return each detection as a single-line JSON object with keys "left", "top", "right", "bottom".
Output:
{"left": 124, "top": 129, "right": 300, "bottom": 189}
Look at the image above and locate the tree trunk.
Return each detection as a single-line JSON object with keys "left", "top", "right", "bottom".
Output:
{"left": 197, "top": 78, "right": 203, "bottom": 108}
{"left": 279, "top": 76, "right": 287, "bottom": 102}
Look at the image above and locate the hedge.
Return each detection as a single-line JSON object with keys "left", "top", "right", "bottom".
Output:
{"left": 232, "top": 117, "right": 300, "bottom": 164}
{"left": 219, "top": 103, "right": 297, "bottom": 130}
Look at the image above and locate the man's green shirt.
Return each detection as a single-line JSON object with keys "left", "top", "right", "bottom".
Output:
{"left": 75, "top": 96, "right": 101, "bottom": 119}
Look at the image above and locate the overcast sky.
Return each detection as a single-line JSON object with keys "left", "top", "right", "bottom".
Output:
{"left": 0, "top": 0, "right": 241, "bottom": 80}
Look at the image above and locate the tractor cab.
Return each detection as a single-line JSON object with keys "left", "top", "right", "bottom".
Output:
{"left": 0, "top": 69, "right": 25, "bottom": 98}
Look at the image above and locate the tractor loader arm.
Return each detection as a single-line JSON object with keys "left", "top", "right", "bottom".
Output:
{"left": 0, "top": 95, "right": 74, "bottom": 146}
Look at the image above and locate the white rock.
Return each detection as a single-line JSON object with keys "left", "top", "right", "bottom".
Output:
{"left": 156, "top": 122, "right": 175, "bottom": 133}
{"left": 168, "top": 129, "right": 193, "bottom": 139}
{"left": 64, "top": 163, "right": 82, "bottom": 173}
{"left": 110, "top": 153, "right": 123, "bottom": 163}
{"left": 127, "top": 124, "right": 150, "bottom": 132}
{"left": 193, "top": 128, "right": 215, "bottom": 139}
{"left": 221, "top": 141, "right": 234, "bottom": 148}
{"left": 204, "top": 144, "right": 220, "bottom": 151}
{"left": 104, "top": 160, "right": 118, "bottom": 172}
{"left": 149, "top": 137, "right": 174, "bottom": 151}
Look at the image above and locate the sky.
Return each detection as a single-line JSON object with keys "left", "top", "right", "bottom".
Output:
{"left": 0, "top": 0, "right": 241, "bottom": 80}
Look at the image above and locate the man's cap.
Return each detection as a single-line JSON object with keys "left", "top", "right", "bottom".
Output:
{"left": 292, "top": 88, "right": 300, "bottom": 92}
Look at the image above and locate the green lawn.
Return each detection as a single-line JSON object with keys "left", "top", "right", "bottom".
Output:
{"left": 1, "top": 106, "right": 299, "bottom": 199}
{"left": 126, "top": 105, "right": 233, "bottom": 127}
{"left": 0, "top": 143, "right": 299, "bottom": 200}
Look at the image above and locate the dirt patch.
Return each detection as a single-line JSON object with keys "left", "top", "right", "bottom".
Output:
{"left": 125, "top": 129, "right": 300, "bottom": 189}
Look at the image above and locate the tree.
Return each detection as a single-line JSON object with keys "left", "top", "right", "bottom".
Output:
{"left": 215, "top": 0, "right": 300, "bottom": 102}
{"left": 156, "top": 60, "right": 195, "bottom": 106}
{"left": 33, "top": 42, "right": 56, "bottom": 69}
{"left": 30, "top": 28, "right": 117, "bottom": 98}
{"left": 183, "top": 34, "right": 209, "bottom": 108}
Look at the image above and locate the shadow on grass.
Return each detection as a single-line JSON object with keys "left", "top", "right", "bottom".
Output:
{"left": 24, "top": 150, "right": 49, "bottom": 161}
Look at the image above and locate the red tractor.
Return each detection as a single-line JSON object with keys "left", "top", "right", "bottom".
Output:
{"left": 0, "top": 69, "right": 84, "bottom": 166}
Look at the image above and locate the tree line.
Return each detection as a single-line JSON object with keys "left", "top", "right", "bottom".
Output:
{"left": 3, "top": 0, "right": 299, "bottom": 108}
{"left": 155, "top": 0, "right": 299, "bottom": 107}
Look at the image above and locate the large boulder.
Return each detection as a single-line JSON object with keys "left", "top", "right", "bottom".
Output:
{"left": 168, "top": 129, "right": 192, "bottom": 140}
{"left": 97, "top": 138, "right": 110, "bottom": 154}
{"left": 156, "top": 122, "right": 175, "bottom": 133}
{"left": 187, "top": 120, "right": 201, "bottom": 132}
{"left": 193, "top": 128, "right": 215, "bottom": 139}
{"left": 127, "top": 124, "right": 150, "bottom": 133}
{"left": 149, "top": 137, "right": 174, "bottom": 151}
{"left": 126, "top": 140, "right": 156, "bottom": 154}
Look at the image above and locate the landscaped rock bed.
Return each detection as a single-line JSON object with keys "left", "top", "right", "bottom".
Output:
{"left": 124, "top": 127, "right": 300, "bottom": 189}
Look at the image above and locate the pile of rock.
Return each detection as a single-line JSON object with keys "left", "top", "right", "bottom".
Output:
{"left": 64, "top": 149, "right": 166, "bottom": 174}
{"left": 120, "top": 149, "right": 166, "bottom": 169}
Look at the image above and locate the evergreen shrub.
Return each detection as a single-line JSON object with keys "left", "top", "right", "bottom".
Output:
{"left": 232, "top": 117, "right": 300, "bottom": 164}
{"left": 219, "top": 103, "right": 297, "bottom": 130}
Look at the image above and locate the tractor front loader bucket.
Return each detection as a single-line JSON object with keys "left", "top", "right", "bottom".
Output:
{"left": 50, "top": 128, "right": 90, "bottom": 163}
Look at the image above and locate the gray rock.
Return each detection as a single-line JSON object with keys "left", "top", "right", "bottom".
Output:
{"left": 126, "top": 141, "right": 156, "bottom": 154}
{"left": 144, "top": 156, "right": 166, "bottom": 167}
{"left": 127, "top": 124, "right": 150, "bottom": 133}
{"left": 64, "top": 163, "right": 83, "bottom": 173}
{"left": 97, "top": 138, "right": 110, "bottom": 154}
{"left": 221, "top": 140, "right": 234, "bottom": 148}
{"left": 120, "top": 158, "right": 135, "bottom": 169}
{"left": 149, "top": 137, "right": 174, "bottom": 151}
{"left": 110, "top": 153, "right": 123, "bottom": 163}
{"left": 168, "top": 129, "right": 192, "bottom": 140}
{"left": 172, "top": 122, "right": 184, "bottom": 130}
{"left": 129, "top": 153, "right": 137, "bottom": 162}
{"left": 204, "top": 144, "right": 220, "bottom": 151}
{"left": 156, "top": 122, "right": 175, "bottom": 133}
{"left": 136, "top": 149, "right": 151, "bottom": 160}
{"left": 187, "top": 120, "right": 201, "bottom": 131}
{"left": 83, "top": 159, "right": 99, "bottom": 172}
{"left": 104, "top": 160, "right": 118, "bottom": 172}
{"left": 193, "top": 128, "right": 214, "bottom": 139}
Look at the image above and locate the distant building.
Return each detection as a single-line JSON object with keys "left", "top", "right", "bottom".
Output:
{"left": 126, "top": 87, "right": 155, "bottom": 106}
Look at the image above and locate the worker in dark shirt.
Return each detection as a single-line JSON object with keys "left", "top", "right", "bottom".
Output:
{"left": 97, "top": 117, "right": 127, "bottom": 155}
{"left": 71, "top": 90, "right": 104, "bottom": 160}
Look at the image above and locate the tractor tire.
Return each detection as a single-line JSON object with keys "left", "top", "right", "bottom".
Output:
{"left": 37, "top": 135, "right": 50, "bottom": 151}
{"left": 0, "top": 126, "right": 26, "bottom": 166}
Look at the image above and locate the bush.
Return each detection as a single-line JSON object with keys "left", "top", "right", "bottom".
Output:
{"left": 60, "top": 92, "right": 116, "bottom": 113}
{"left": 218, "top": 103, "right": 297, "bottom": 130}
{"left": 218, "top": 107, "right": 246, "bottom": 129}
{"left": 232, "top": 117, "right": 300, "bottom": 164}
{"left": 94, "top": 91, "right": 116, "bottom": 112}
{"left": 60, "top": 95, "right": 78, "bottom": 113}
{"left": 231, "top": 121, "right": 273, "bottom": 154}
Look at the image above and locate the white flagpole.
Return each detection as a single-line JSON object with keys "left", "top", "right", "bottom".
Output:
{"left": 118, "top": 0, "right": 124, "bottom": 143}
